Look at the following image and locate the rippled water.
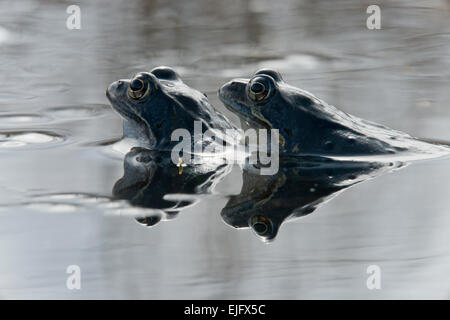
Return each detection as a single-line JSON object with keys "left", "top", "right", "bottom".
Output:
{"left": 0, "top": 0, "right": 450, "bottom": 299}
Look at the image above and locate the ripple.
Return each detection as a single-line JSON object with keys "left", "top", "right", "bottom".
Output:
{"left": 0, "top": 131, "right": 64, "bottom": 149}
{"left": 45, "top": 104, "right": 110, "bottom": 119}
{"left": 258, "top": 54, "right": 321, "bottom": 71}
{"left": 0, "top": 26, "right": 10, "bottom": 44}
{"left": 25, "top": 192, "right": 175, "bottom": 219}
{"left": 25, "top": 202, "right": 79, "bottom": 213}
{"left": 0, "top": 113, "right": 50, "bottom": 125}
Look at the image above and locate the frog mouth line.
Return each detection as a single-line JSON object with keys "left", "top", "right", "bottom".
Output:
{"left": 219, "top": 92, "right": 287, "bottom": 147}
{"left": 221, "top": 173, "right": 286, "bottom": 221}
{"left": 106, "top": 95, "right": 144, "bottom": 129}
{"left": 110, "top": 101, "right": 142, "bottom": 125}
{"left": 106, "top": 92, "right": 156, "bottom": 147}
{"left": 218, "top": 94, "right": 271, "bottom": 131}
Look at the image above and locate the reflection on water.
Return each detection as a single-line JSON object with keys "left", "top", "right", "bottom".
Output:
{"left": 112, "top": 149, "right": 405, "bottom": 240}
{"left": 221, "top": 158, "right": 403, "bottom": 242}
{"left": 113, "top": 147, "right": 231, "bottom": 225}
{"left": 0, "top": 0, "right": 449, "bottom": 299}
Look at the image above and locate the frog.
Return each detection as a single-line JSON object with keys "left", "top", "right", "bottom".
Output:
{"left": 107, "top": 66, "right": 236, "bottom": 151}
{"left": 218, "top": 68, "right": 449, "bottom": 158}
{"left": 113, "top": 147, "right": 231, "bottom": 227}
{"left": 221, "top": 157, "right": 401, "bottom": 242}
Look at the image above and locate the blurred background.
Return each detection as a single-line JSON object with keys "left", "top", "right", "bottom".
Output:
{"left": 0, "top": 0, "right": 449, "bottom": 299}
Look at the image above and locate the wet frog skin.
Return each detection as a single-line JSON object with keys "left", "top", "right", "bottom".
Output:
{"left": 218, "top": 69, "right": 448, "bottom": 157}
{"left": 107, "top": 66, "right": 235, "bottom": 151}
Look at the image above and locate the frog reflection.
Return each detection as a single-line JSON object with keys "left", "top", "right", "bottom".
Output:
{"left": 113, "top": 147, "right": 230, "bottom": 227}
{"left": 114, "top": 148, "right": 402, "bottom": 240}
{"left": 221, "top": 157, "right": 402, "bottom": 242}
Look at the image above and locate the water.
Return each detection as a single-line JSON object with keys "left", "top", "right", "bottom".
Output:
{"left": 0, "top": 0, "right": 449, "bottom": 299}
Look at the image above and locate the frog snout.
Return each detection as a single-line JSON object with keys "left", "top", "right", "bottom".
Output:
{"left": 219, "top": 79, "right": 247, "bottom": 99}
{"left": 106, "top": 79, "right": 128, "bottom": 100}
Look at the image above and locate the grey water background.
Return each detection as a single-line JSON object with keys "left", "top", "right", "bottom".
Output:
{"left": 0, "top": 0, "right": 449, "bottom": 299}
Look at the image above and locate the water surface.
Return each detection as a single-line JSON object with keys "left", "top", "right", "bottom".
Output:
{"left": 0, "top": 0, "right": 450, "bottom": 299}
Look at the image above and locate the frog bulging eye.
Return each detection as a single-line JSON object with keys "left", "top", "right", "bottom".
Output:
{"left": 248, "top": 76, "right": 274, "bottom": 102}
{"left": 128, "top": 76, "right": 151, "bottom": 99}
{"left": 130, "top": 78, "right": 144, "bottom": 91}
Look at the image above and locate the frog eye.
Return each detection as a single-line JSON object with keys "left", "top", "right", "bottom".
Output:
{"left": 248, "top": 76, "right": 274, "bottom": 102}
{"left": 249, "top": 215, "right": 273, "bottom": 236}
{"left": 128, "top": 76, "right": 151, "bottom": 99}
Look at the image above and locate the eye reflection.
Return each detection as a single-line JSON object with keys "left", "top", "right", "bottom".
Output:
{"left": 136, "top": 214, "right": 162, "bottom": 227}
{"left": 249, "top": 215, "right": 273, "bottom": 236}
{"left": 252, "top": 221, "right": 268, "bottom": 234}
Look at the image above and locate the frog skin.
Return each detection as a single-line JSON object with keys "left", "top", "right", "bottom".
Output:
{"left": 221, "top": 157, "right": 401, "bottom": 242}
{"left": 107, "top": 66, "right": 237, "bottom": 151}
{"left": 113, "top": 147, "right": 231, "bottom": 227}
{"left": 218, "top": 69, "right": 449, "bottom": 158}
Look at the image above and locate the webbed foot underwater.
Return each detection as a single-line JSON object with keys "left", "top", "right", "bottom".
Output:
{"left": 219, "top": 69, "right": 450, "bottom": 159}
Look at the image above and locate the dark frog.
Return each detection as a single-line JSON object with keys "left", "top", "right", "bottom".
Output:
{"left": 113, "top": 147, "right": 231, "bottom": 228}
{"left": 222, "top": 157, "right": 401, "bottom": 242}
{"left": 107, "top": 66, "right": 236, "bottom": 151}
{"left": 219, "top": 69, "right": 448, "bottom": 157}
